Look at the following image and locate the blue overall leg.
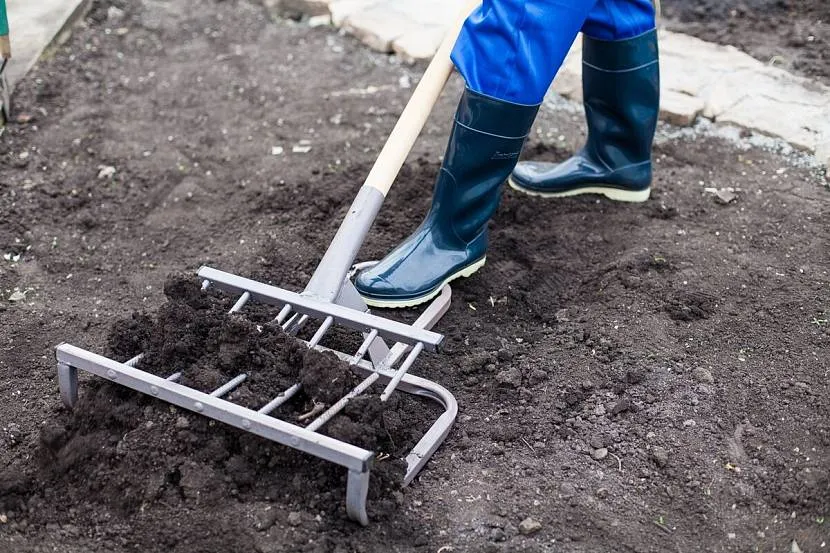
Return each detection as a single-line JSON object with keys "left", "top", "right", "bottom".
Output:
{"left": 355, "top": 1, "right": 596, "bottom": 307}
{"left": 509, "top": 0, "right": 660, "bottom": 202}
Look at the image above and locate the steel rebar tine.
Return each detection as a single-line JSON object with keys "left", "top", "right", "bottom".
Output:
{"left": 275, "top": 304, "right": 293, "bottom": 325}
{"left": 201, "top": 280, "right": 211, "bottom": 291}
{"left": 125, "top": 354, "right": 144, "bottom": 367}
{"left": 280, "top": 312, "right": 298, "bottom": 330}
{"left": 210, "top": 374, "right": 248, "bottom": 397}
{"left": 305, "top": 373, "right": 380, "bottom": 433}
{"left": 257, "top": 383, "right": 302, "bottom": 415}
{"left": 379, "top": 342, "right": 424, "bottom": 402}
{"left": 351, "top": 329, "right": 378, "bottom": 365}
{"left": 308, "top": 316, "right": 334, "bottom": 348}
{"left": 229, "top": 291, "right": 251, "bottom": 314}
{"left": 167, "top": 372, "right": 182, "bottom": 382}
{"left": 283, "top": 314, "right": 309, "bottom": 335}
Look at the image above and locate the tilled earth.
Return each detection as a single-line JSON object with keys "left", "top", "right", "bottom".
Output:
{"left": 0, "top": 1, "right": 828, "bottom": 552}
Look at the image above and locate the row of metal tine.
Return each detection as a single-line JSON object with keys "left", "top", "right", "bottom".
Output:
{"left": 123, "top": 282, "right": 425, "bottom": 434}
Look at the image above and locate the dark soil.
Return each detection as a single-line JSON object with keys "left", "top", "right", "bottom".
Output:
{"left": 1, "top": 0, "right": 828, "bottom": 552}
{"left": 661, "top": 0, "right": 830, "bottom": 85}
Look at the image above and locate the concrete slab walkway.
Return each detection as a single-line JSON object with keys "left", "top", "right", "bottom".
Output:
{"left": 4, "top": 0, "right": 88, "bottom": 91}
{"left": 287, "top": 0, "right": 830, "bottom": 167}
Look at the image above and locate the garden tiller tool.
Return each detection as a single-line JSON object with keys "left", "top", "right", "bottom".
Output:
{"left": 55, "top": 0, "right": 481, "bottom": 525}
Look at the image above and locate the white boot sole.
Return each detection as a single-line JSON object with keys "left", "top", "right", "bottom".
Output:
{"left": 360, "top": 257, "right": 487, "bottom": 309}
{"left": 508, "top": 176, "right": 650, "bottom": 203}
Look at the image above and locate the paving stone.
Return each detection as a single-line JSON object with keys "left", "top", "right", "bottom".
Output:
{"left": 342, "top": 4, "right": 425, "bottom": 52}
{"left": 549, "top": 39, "right": 582, "bottom": 101}
{"left": 392, "top": 25, "right": 447, "bottom": 64}
{"left": 392, "top": 0, "right": 465, "bottom": 26}
{"left": 277, "top": 0, "right": 332, "bottom": 17}
{"left": 328, "top": 0, "right": 379, "bottom": 26}
{"left": 660, "top": 90, "right": 705, "bottom": 127}
{"left": 5, "top": 0, "right": 89, "bottom": 89}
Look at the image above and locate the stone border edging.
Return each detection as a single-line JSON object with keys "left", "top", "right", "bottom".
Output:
{"left": 280, "top": 0, "right": 830, "bottom": 169}
{"left": 4, "top": 0, "right": 91, "bottom": 93}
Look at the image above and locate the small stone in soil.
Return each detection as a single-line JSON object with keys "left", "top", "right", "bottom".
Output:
{"left": 6, "top": 423, "right": 23, "bottom": 444}
{"left": 692, "top": 367, "right": 714, "bottom": 383}
{"left": 287, "top": 512, "right": 302, "bottom": 527}
{"left": 652, "top": 446, "right": 669, "bottom": 467}
{"left": 495, "top": 367, "right": 522, "bottom": 388}
{"left": 559, "top": 483, "right": 576, "bottom": 498}
{"left": 589, "top": 435, "right": 604, "bottom": 449}
{"left": 8, "top": 291, "right": 26, "bottom": 302}
{"left": 611, "top": 398, "right": 631, "bottom": 415}
{"left": 592, "top": 448, "right": 609, "bottom": 461}
{"left": 255, "top": 509, "right": 279, "bottom": 531}
{"left": 489, "top": 528, "right": 507, "bottom": 542}
{"left": 518, "top": 517, "right": 542, "bottom": 535}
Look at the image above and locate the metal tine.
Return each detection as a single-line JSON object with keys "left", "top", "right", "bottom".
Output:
{"left": 167, "top": 372, "right": 182, "bottom": 382}
{"left": 351, "top": 329, "right": 378, "bottom": 365}
{"left": 275, "top": 304, "right": 293, "bottom": 325}
{"left": 201, "top": 279, "right": 211, "bottom": 291}
{"left": 258, "top": 383, "right": 302, "bottom": 415}
{"left": 210, "top": 374, "right": 247, "bottom": 397}
{"left": 304, "top": 330, "right": 393, "bottom": 432}
{"left": 380, "top": 342, "right": 424, "bottom": 402}
{"left": 304, "top": 328, "right": 410, "bottom": 431}
{"left": 125, "top": 354, "right": 143, "bottom": 367}
{"left": 308, "top": 316, "right": 334, "bottom": 348}
{"left": 283, "top": 314, "right": 309, "bottom": 335}
{"left": 229, "top": 291, "right": 251, "bottom": 314}
{"left": 305, "top": 373, "right": 380, "bottom": 433}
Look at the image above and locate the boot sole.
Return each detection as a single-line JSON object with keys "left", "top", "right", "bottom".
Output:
{"left": 359, "top": 257, "right": 487, "bottom": 309}
{"left": 507, "top": 177, "right": 650, "bottom": 203}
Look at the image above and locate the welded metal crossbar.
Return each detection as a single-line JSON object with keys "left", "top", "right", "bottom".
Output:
{"left": 198, "top": 267, "right": 443, "bottom": 351}
{"left": 55, "top": 268, "right": 457, "bottom": 525}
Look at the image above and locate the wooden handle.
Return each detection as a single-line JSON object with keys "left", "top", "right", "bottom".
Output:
{"left": 362, "top": 0, "right": 480, "bottom": 197}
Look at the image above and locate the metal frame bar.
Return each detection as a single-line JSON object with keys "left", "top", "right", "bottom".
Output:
{"left": 56, "top": 343, "right": 375, "bottom": 525}
{"left": 56, "top": 344, "right": 374, "bottom": 472}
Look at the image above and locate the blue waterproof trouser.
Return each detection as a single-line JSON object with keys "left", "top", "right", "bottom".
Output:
{"left": 451, "top": 0, "right": 655, "bottom": 105}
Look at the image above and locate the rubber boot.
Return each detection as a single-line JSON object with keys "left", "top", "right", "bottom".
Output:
{"left": 508, "top": 29, "right": 660, "bottom": 202}
{"left": 354, "top": 89, "right": 539, "bottom": 308}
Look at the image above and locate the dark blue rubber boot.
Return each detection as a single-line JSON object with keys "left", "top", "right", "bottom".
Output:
{"left": 509, "top": 29, "right": 660, "bottom": 203}
{"left": 355, "top": 89, "right": 539, "bottom": 308}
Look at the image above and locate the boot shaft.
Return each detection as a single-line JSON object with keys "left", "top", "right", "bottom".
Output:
{"left": 583, "top": 29, "right": 660, "bottom": 168}
{"left": 433, "top": 89, "right": 539, "bottom": 242}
